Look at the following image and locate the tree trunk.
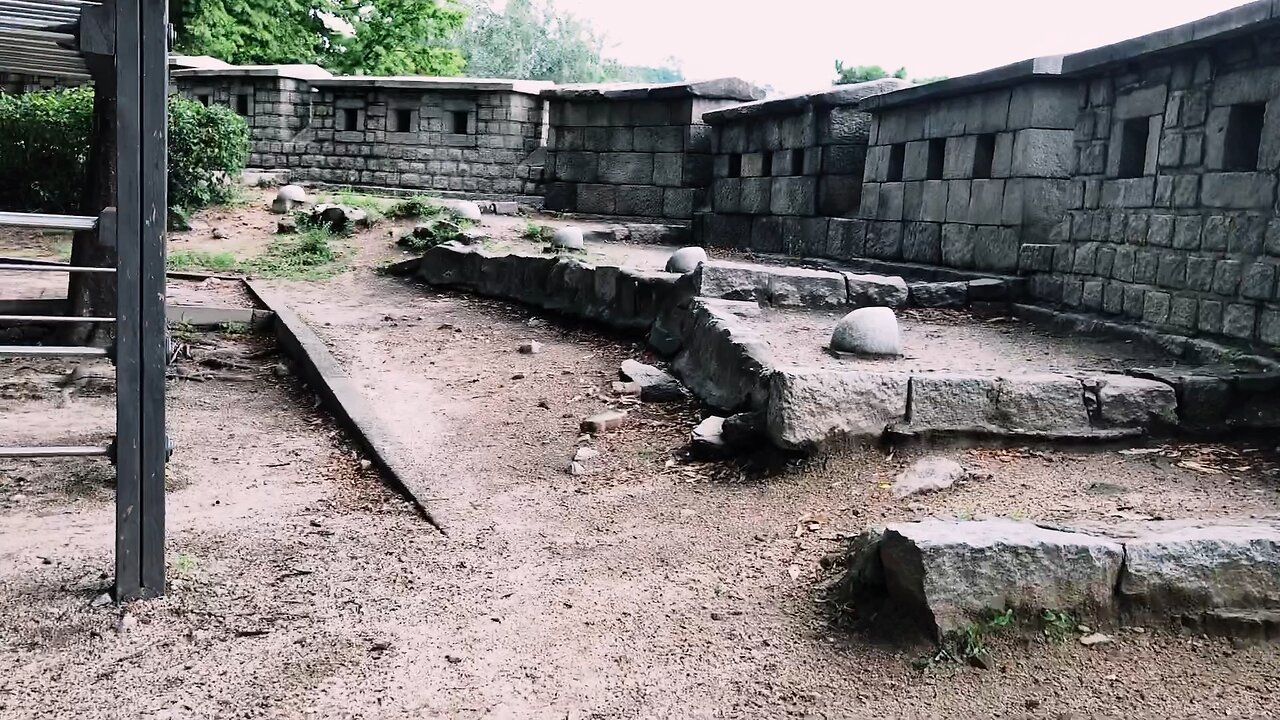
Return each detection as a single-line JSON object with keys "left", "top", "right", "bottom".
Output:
{"left": 63, "top": 76, "right": 117, "bottom": 347}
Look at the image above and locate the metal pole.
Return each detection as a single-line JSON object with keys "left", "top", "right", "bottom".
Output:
{"left": 0, "top": 445, "right": 111, "bottom": 459}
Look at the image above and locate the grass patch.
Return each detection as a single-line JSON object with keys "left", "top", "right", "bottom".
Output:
{"left": 245, "top": 228, "right": 346, "bottom": 280}
{"left": 329, "top": 191, "right": 387, "bottom": 222}
{"left": 385, "top": 195, "right": 446, "bottom": 220}
{"left": 168, "top": 249, "right": 239, "bottom": 272}
{"left": 218, "top": 321, "right": 252, "bottom": 335}
{"left": 522, "top": 220, "right": 554, "bottom": 242}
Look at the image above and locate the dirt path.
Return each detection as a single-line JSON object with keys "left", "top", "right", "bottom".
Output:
{"left": 2, "top": 206, "right": 1279, "bottom": 718}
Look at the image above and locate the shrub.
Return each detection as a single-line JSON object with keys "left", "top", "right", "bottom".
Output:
{"left": 385, "top": 195, "right": 445, "bottom": 220}
{"left": 0, "top": 87, "right": 249, "bottom": 214}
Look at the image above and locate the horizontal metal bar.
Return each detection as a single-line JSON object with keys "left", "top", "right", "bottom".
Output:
{"left": 0, "top": 263, "right": 114, "bottom": 273}
{"left": 0, "top": 445, "right": 110, "bottom": 459}
{"left": 0, "top": 345, "right": 108, "bottom": 358}
{"left": 0, "top": 212, "right": 97, "bottom": 231}
{"left": 0, "top": 314, "right": 115, "bottom": 323}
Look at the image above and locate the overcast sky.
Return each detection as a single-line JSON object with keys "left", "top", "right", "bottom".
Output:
{"left": 553, "top": 0, "right": 1250, "bottom": 92}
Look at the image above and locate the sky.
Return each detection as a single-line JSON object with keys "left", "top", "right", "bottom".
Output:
{"left": 552, "top": 0, "right": 1251, "bottom": 93}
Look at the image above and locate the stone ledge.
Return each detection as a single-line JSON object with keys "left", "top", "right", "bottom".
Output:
{"left": 837, "top": 518, "right": 1280, "bottom": 645}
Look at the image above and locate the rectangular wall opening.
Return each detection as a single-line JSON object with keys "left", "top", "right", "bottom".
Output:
{"left": 1117, "top": 117, "right": 1151, "bottom": 178}
{"left": 926, "top": 138, "right": 946, "bottom": 180}
{"left": 728, "top": 154, "right": 743, "bottom": 178}
{"left": 195, "top": 93, "right": 211, "bottom": 107}
{"left": 451, "top": 110, "right": 470, "bottom": 134}
{"left": 791, "top": 148, "right": 805, "bottom": 175}
{"left": 762, "top": 152, "right": 773, "bottom": 177}
{"left": 233, "top": 93, "right": 250, "bottom": 116}
{"left": 1224, "top": 102, "right": 1266, "bottom": 171}
{"left": 392, "top": 108, "right": 414, "bottom": 132}
{"left": 886, "top": 143, "right": 905, "bottom": 182}
{"left": 339, "top": 107, "right": 359, "bottom": 131}
{"left": 973, "top": 133, "right": 996, "bottom": 179}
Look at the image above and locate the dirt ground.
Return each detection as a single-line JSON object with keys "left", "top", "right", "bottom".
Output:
{"left": 749, "top": 306, "right": 1177, "bottom": 375}
{"left": 2, "top": 195, "right": 1279, "bottom": 719}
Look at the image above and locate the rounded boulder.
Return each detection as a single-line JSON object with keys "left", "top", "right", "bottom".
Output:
{"left": 665, "top": 246, "right": 708, "bottom": 274}
{"left": 831, "top": 307, "right": 902, "bottom": 356}
{"left": 451, "top": 201, "right": 483, "bottom": 222}
{"left": 271, "top": 184, "right": 309, "bottom": 214}
{"left": 551, "top": 226, "right": 585, "bottom": 251}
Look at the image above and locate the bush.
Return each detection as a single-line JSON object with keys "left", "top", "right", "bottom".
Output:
{"left": 0, "top": 87, "right": 250, "bottom": 214}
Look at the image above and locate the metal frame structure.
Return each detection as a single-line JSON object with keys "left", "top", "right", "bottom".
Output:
{"left": 0, "top": 0, "right": 169, "bottom": 600}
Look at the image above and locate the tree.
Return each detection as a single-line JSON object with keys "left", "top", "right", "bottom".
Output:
{"left": 833, "top": 60, "right": 907, "bottom": 85}
{"left": 457, "top": 0, "right": 681, "bottom": 83}
{"left": 175, "top": 0, "right": 466, "bottom": 76}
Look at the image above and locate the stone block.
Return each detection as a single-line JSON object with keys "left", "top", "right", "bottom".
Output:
{"left": 597, "top": 153, "right": 654, "bottom": 184}
{"left": 968, "top": 179, "right": 1005, "bottom": 224}
{"left": 845, "top": 273, "right": 909, "bottom": 307}
{"left": 614, "top": 185, "right": 665, "bottom": 217}
{"left": 823, "top": 145, "right": 866, "bottom": 175}
{"left": 1230, "top": 214, "right": 1267, "bottom": 255}
{"left": 1242, "top": 262, "right": 1277, "bottom": 300}
{"left": 555, "top": 151, "right": 599, "bottom": 182}
{"left": 1091, "top": 375, "right": 1178, "bottom": 429}
{"left": 1011, "top": 128, "right": 1074, "bottom": 178}
{"left": 652, "top": 153, "right": 683, "bottom": 187}
{"left": 1156, "top": 252, "right": 1187, "bottom": 289}
{"left": 751, "top": 216, "right": 785, "bottom": 253}
{"left": 818, "top": 175, "right": 863, "bottom": 218}
{"left": 901, "top": 222, "right": 943, "bottom": 264}
{"left": 945, "top": 180, "right": 972, "bottom": 223}
{"left": 920, "top": 180, "right": 949, "bottom": 222}
{"left": 766, "top": 369, "right": 910, "bottom": 448}
{"left": 910, "top": 281, "right": 968, "bottom": 307}
{"left": 1114, "top": 84, "right": 1169, "bottom": 119}
{"left": 1224, "top": 304, "right": 1257, "bottom": 339}
{"left": 941, "top": 135, "right": 976, "bottom": 179}
{"left": 1120, "top": 522, "right": 1280, "bottom": 613}
{"left": 1201, "top": 173, "right": 1277, "bottom": 209}
{"left": 1213, "top": 259, "right": 1244, "bottom": 295}
{"left": 877, "top": 182, "right": 905, "bottom": 220}
{"left": 1008, "top": 83, "right": 1081, "bottom": 129}
{"left": 738, "top": 177, "right": 772, "bottom": 214}
{"left": 865, "top": 222, "right": 903, "bottom": 260}
{"left": 903, "top": 140, "right": 932, "bottom": 181}
{"left": 633, "top": 126, "right": 684, "bottom": 152}
{"left": 902, "top": 373, "right": 1092, "bottom": 436}
{"left": 821, "top": 106, "right": 873, "bottom": 144}
{"left": 1018, "top": 244, "right": 1055, "bottom": 272}
{"left": 972, "top": 226, "right": 1019, "bottom": 272}
{"left": 770, "top": 177, "right": 817, "bottom": 216}
{"left": 828, "top": 218, "right": 868, "bottom": 259}
{"left": 941, "top": 223, "right": 975, "bottom": 268}
{"left": 1143, "top": 290, "right": 1171, "bottom": 324}
{"left": 576, "top": 184, "right": 617, "bottom": 214}
{"left": 713, "top": 179, "right": 742, "bottom": 213}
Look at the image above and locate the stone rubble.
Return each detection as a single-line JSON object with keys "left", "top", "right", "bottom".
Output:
{"left": 891, "top": 457, "right": 968, "bottom": 498}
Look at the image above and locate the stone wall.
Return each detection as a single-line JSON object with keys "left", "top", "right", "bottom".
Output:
{"left": 0, "top": 73, "right": 66, "bottom": 94}
{"left": 695, "top": 79, "right": 909, "bottom": 254}
{"left": 1030, "top": 24, "right": 1280, "bottom": 350}
{"left": 541, "top": 80, "right": 762, "bottom": 221}
{"left": 173, "top": 68, "right": 550, "bottom": 198}
{"left": 856, "top": 68, "right": 1081, "bottom": 273}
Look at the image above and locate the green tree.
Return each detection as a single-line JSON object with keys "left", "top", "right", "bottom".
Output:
{"left": 833, "top": 60, "right": 907, "bottom": 85}
{"left": 457, "top": 0, "right": 681, "bottom": 83}
{"left": 176, "top": 0, "right": 466, "bottom": 76}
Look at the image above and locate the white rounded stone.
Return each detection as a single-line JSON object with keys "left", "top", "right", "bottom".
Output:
{"left": 665, "top": 246, "right": 708, "bottom": 274}
{"left": 277, "top": 184, "right": 308, "bottom": 203}
{"left": 451, "top": 201, "right": 483, "bottom": 222}
{"left": 551, "top": 226, "right": 585, "bottom": 250}
{"left": 831, "top": 307, "right": 902, "bottom": 356}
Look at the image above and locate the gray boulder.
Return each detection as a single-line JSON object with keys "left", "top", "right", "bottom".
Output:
{"left": 845, "top": 273, "right": 908, "bottom": 308}
{"left": 447, "top": 200, "right": 484, "bottom": 222}
{"left": 551, "top": 226, "right": 586, "bottom": 251}
{"left": 831, "top": 307, "right": 902, "bottom": 356}
{"left": 909, "top": 281, "right": 968, "bottom": 308}
{"left": 1090, "top": 375, "right": 1178, "bottom": 429}
{"left": 665, "top": 247, "right": 708, "bottom": 274}
{"left": 271, "top": 184, "right": 308, "bottom": 214}
{"left": 766, "top": 369, "right": 909, "bottom": 449}
{"left": 1119, "top": 521, "right": 1280, "bottom": 614}
{"left": 722, "top": 411, "right": 766, "bottom": 447}
{"left": 312, "top": 203, "right": 371, "bottom": 232}
{"left": 842, "top": 519, "right": 1125, "bottom": 640}
{"left": 620, "top": 359, "right": 688, "bottom": 403}
{"left": 892, "top": 457, "right": 967, "bottom": 498}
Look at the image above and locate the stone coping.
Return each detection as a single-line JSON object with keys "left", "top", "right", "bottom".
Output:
{"left": 308, "top": 76, "right": 553, "bottom": 95}
{"left": 170, "top": 55, "right": 233, "bottom": 71}
{"left": 171, "top": 64, "right": 334, "bottom": 81}
{"left": 857, "top": 57, "right": 1066, "bottom": 112}
{"left": 838, "top": 518, "right": 1280, "bottom": 644}
{"left": 702, "top": 79, "right": 911, "bottom": 124}
{"left": 541, "top": 77, "right": 764, "bottom": 102}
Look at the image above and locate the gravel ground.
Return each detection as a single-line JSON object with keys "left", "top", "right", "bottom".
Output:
{"left": 1, "top": 202, "right": 1278, "bottom": 718}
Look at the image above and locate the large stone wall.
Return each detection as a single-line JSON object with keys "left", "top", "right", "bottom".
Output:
{"left": 541, "top": 80, "right": 762, "bottom": 222}
{"left": 1030, "top": 25, "right": 1280, "bottom": 350}
{"left": 174, "top": 68, "right": 551, "bottom": 198}
{"left": 694, "top": 79, "right": 909, "bottom": 254}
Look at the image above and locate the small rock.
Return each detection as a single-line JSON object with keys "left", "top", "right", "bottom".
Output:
{"left": 445, "top": 654, "right": 464, "bottom": 664}
{"left": 611, "top": 381, "right": 641, "bottom": 397}
{"left": 359, "top": 459, "right": 373, "bottom": 472}
{"left": 90, "top": 592, "right": 112, "bottom": 608}
{"left": 272, "top": 362, "right": 291, "bottom": 378}
{"left": 551, "top": 226, "right": 585, "bottom": 251}
{"left": 710, "top": 611, "right": 726, "bottom": 621}
{"left": 115, "top": 613, "right": 138, "bottom": 634}
{"left": 276, "top": 216, "right": 298, "bottom": 234}
{"left": 212, "top": 228, "right": 229, "bottom": 240}
{"left": 449, "top": 201, "right": 483, "bottom": 222}
{"left": 830, "top": 306, "right": 902, "bottom": 356}
{"left": 1079, "top": 632, "right": 1114, "bottom": 647}
{"left": 665, "top": 246, "right": 708, "bottom": 274}
{"left": 518, "top": 341, "right": 543, "bottom": 355}
{"left": 967, "top": 650, "right": 993, "bottom": 670}
{"left": 573, "top": 447, "right": 600, "bottom": 463}
{"left": 581, "top": 410, "right": 627, "bottom": 434}
{"left": 690, "top": 416, "right": 728, "bottom": 458}
{"left": 721, "top": 411, "right": 765, "bottom": 447}
{"left": 567, "top": 461, "right": 587, "bottom": 476}
{"left": 619, "top": 359, "right": 688, "bottom": 402}
{"left": 892, "top": 457, "right": 967, "bottom": 498}
{"left": 493, "top": 201, "right": 519, "bottom": 216}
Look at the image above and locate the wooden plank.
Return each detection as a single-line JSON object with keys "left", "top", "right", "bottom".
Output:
{"left": 113, "top": 0, "right": 143, "bottom": 603}
{"left": 138, "top": 0, "right": 169, "bottom": 597}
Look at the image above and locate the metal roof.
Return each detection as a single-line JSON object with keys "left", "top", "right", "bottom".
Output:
{"left": 0, "top": 0, "right": 100, "bottom": 80}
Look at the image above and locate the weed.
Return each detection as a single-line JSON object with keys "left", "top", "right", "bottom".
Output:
{"left": 1041, "top": 609, "right": 1076, "bottom": 643}
{"left": 221, "top": 183, "right": 251, "bottom": 208}
{"left": 397, "top": 217, "right": 469, "bottom": 251}
{"left": 168, "top": 249, "right": 239, "bottom": 272}
{"left": 173, "top": 553, "right": 199, "bottom": 578}
{"left": 385, "top": 195, "right": 446, "bottom": 220}
{"left": 245, "top": 228, "right": 346, "bottom": 280}
{"left": 522, "top": 220, "right": 554, "bottom": 242}
{"left": 218, "top": 321, "right": 251, "bottom": 335}
{"left": 331, "top": 191, "right": 386, "bottom": 222}
{"left": 937, "top": 609, "right": 1015, "bottom": 669}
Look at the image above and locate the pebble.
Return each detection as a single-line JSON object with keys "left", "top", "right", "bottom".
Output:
{"left": 573, "top": 447, "right": 600, "bottom": 463}
{"left": 1079, "top": 632, "right": 1114, "bottom": 647}
{"left": 581, "top": 410, "right": 627, "bottom": 434}
{"left": 518, "top": 341, "right": 543, "bottom": 355}
{"left": 445, "top": 654, "right": 463, "bottom": 664}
